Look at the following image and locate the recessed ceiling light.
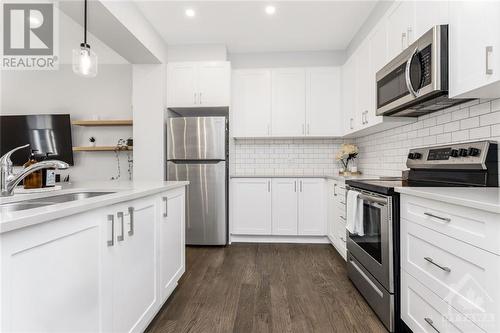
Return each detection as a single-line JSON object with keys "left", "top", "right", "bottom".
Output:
{"left": 185, "top": 8, "right": 196, "bottom": 18}
{"left": 265, "top": 5, "right": 276, "bottom": 15}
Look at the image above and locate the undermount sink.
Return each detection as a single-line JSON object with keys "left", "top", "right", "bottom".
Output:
{"left": 0, "top": 192, "right": 116, "bottom": 214}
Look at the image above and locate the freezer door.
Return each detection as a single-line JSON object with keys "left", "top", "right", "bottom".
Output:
{"left": 167, "top": 161, "right": 227, "bottom": 245}
{"left": 167, "top": 116, "right": 226, "bottom": 160}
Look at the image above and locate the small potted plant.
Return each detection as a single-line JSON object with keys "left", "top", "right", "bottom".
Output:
{"left": 335, "top": 143, "right": 359, "bottom": 175}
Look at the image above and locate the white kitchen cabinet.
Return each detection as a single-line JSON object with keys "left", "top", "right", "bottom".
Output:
{"left": 167, "top": 61, "right": 230, "bottom": 108}
{"left": 326, "top": 180, "right": 337, "bottom": 243}
{"left": 414, "top": 1, "right": 448, "bottom": 40}
{"left": 298, "top": 178, "right": 326, "bottom": 236}
{"left": 342, "top": 56, "right": 358, "bottom": 133}
{"left": 305, "top": 67, "right": 343, "bottom": 136}
{"left": 355, "top": 42, "right": 371, "bottom": 129}
{"left": 386, "top": 1, "right": 416, "bottom": 59}
{"left": 271, "top": 68, "right": 306, "bottom": 137}
{"left": 232, "top": 69, "right": 272, "bottom": 137}
{"left": 0, "top": 210, "right": 106, "bottom": 332}
{"left": 109, "top": 198, "right": 158, "bottom": 333}
{"left": 158, "top": 188, "right": 186, "bottom": 303}
{"left": 231, "top": 178, "right": 272, "bottom": 235}
{"left": 449, "top": 1, "right": 500, "bottom": 98}
{"left": 272, "top": 178, "right": 299, "bottom": 235}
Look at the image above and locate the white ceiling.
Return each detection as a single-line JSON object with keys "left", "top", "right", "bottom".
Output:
{"left": 134, "top": 1, "right": 378, "bottom": 53}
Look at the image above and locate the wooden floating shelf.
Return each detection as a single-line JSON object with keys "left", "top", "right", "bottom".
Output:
{"left": 72, "top": 120, "right": 133, "bottom": 126}
{"left": 73, "top": 146, "right": 133, "bottom": 152}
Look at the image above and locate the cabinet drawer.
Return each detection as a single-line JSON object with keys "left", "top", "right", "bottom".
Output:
{"left": 401, "top": 195, "right": 500, "bottom": 255}
{"left": 402, "top": 272, "right": 485, "bottom": 333}
{"left": 402, "top": 220, "right": 500, "bottom": 332}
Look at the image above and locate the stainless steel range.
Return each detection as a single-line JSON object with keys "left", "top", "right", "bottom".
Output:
{"left": 345, "top": 140, "right": 498, "bottom": 332}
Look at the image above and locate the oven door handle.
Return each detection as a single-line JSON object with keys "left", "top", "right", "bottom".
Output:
{"left": 358, "top": 193, "right": 388, "bottom": 205}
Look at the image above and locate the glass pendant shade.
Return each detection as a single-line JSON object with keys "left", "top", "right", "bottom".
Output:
{"left": 73, "top": 43, "right": 97, "bottom": 78}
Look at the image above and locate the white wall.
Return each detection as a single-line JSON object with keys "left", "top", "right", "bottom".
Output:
{"left": 228, "top": 50, "right": 345, "bottom": 68}
{"left": 168, "top": 44, "right": 227, "bottom": 62}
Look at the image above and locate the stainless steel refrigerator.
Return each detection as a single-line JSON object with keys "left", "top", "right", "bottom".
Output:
{"left": 167, "top": 116, "right": 228, "bottom": 245}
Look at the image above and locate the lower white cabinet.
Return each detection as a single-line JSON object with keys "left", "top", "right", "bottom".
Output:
{"left": 326, "top": 179, "right": 347, "bottom": 260}
{"left": 231, "top": 178, "right": 272, "bottom": 235}
{"left": 0, "top": 187, "right": 187, "bottom": 333}
{"left": 231, "top": 177, "right": 326, "bottom": 239}
{"left": 158, "top": 188, "right": 186, "bottom": 302}
{"left": 107, "top": 198, "right": 158, "bottom": 333}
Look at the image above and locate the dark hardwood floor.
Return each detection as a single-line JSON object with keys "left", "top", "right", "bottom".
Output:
{"left": 147, "top": 243, "right": 387, "bottom": 333}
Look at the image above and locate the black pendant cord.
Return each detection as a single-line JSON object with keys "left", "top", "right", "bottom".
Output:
{"left": 82, "top": 0, "right": 88, "bottom": 47}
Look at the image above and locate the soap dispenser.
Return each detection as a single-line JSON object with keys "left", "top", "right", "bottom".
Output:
{"left": 41, "top": 152, "right": 56, "bottom": 187}
{"left": 23, "top": 149, "right": 42, "bottom": 189}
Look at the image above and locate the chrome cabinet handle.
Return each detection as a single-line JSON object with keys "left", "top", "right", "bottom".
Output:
{"left": 193, "top": 92, "right": 197, "bottom": 104}
{"left": 117, "top": 212, "right": 125, "bottom": 241}
{"left": 199, "top": 92, "right": 202, "bottom": 104}
{"left": 294, "top": 180, "right": 297, "bottom": 193}
{"left": 267, "top": 180, "right": 271, "bottom": 192}
{"left": 299, "top": 180, "right": 303, "bottom": 192}
{"left": 107, "top": 215, "right": 114, "bottom": 247}
{"left": 424, "top": 212, "right": 451, "bottom": 222}
{"left": 340, "top": 215, "right": 346, "bottom": 220}
{"left": 407, "top": 27, "right": 412, "bottom": 46}
{"left": 162, "top": 197, "right": 168, "bottom": 217}
{"left": 333, "top": 183, "right": 337, "bottom": 196}
{"left": 424, "top": 257, "right": 451, "bottom": 273}
{"left": 424, "top": 318, "right": 440, "bottom": 333}
{"left": 128, "top": 207, "right": 134, "bottom": 236}
{"left": 401, "top": 32, "right": 407, "bottom": 50}
{"left": 350, "top": 118, "right": 354, "bottom": 129}
{"left": 486, "top": 46, "right": 493, "bottom": 75}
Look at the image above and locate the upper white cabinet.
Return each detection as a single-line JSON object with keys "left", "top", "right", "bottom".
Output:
{"left": 342, "top": 56, "right": 357, "bottom": 133}
{"left": 355, "top": 42, "right": 371, "bottom": 130}
{"left": 306, "top": 67, "right": 343, "bottom": 136}
{"left": 386, "top": 1, "right": 416, "bottom": 59}
{"left": 167, "top": 61, "right": 230, "bottom": 108}
{"left": 271, "top": 68, "right": 307, "bottom": 137}
{"left": 414, "top": 1, "right": 449, "bottom": 39}
{"left": 449, "top": 1, "right": 500, "bottom": 98}
{"left": 231, "top": 66, "right": 342, "bottom": 138}
{"left": 232, "top": 69, "right": 272, "bottom": 137}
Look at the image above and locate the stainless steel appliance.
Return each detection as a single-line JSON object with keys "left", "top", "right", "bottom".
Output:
{"left": 376, "top": 25, "right": 472, "bottom": 117}
{"left": 167, "top": 116, "right": 228, "bottom": 245}
{"left": 345, "top": 140, "right": 498, "bottom": 332}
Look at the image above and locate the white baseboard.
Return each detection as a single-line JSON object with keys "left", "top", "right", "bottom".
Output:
{"left": 230, "top": 234, "right": 330, "bottom": 244}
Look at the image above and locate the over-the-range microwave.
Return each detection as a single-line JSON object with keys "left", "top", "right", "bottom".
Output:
{"left": 376, "top": 25, "right": 472, "bottom": 117}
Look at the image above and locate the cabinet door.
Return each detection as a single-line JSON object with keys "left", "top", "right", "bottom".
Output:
{"left": 367, "top": 22, "right": 388, "bottom": 127}
{"left": 298, "top": 178, "right": 326, "bottom": 236}
{"left": 271, "top": 178, "right": 299, "bottom": 235}
{"left": 232, "top": 69, "right": 272, "bottom": 137}
{"left": 167, "top": 62, "right": 198, "bottom": 107}
{"left": 386, "top": 1, "right": 416, "bottom": 59}
{"left": 355, "top": 42, "right": 371, "bottom": 129}
{"left": 1, "top": 209, "right": 106, "bottom": 332}
{"left": 414, "top": 1, "right": 448, "bottom": 40}
{"left": 326, "top": 180, "right": 337, "bottom": 243}
{"left": 198, "top": 62, "right": 231, "bottom": 106}
{"left": 112, "top": 198, "right": 157, "bottom": 333}
{"left": 306, "top": 67, "right": 342, "bottom": 137}
{"left": 231, "top": 178, "right": 272, "bottom": 235}
{"left": 158, "top": 188, "right": 185, "bottom": 303}
{"left": 342, "top": 56, "right": 358, "bottom": 134}
{"left": 271, "top": 68, "right": 306, "bottom": 137}
{"left": 449, "top": 1, "right": 500, "bottom": 98}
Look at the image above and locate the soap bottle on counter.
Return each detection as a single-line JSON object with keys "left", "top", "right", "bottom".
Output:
{"left": 23, "top": 149, "right": 42, "bottom": 189}
{"left": 41, "top": 152, "right": 56, "bottom": 188}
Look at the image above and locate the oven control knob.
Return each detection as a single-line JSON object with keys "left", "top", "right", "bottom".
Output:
{"left": 407, "top": 153, "right": 415, "bottom": 159}
{"left": 459, "top": 148, "right": 468, "bottom": 157}
{"left": 450, "top": 149, "right": 459, "bottom": 157}
{"left": 413, "top": 152, "right": 422, "bottom": 159}
{"left": 468, "top": 147, "right": 480, "bottom": 156}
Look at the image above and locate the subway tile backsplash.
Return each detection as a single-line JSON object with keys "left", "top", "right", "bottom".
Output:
{"left": 231, "top": 98, "right": 500, "bottom": 178}
{"left": 356, "top": 98, "right": 500, "bottom": 177}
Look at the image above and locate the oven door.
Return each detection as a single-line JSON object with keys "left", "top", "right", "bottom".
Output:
{"left": 347, "top": 191, "right": 393, "bottom": 292}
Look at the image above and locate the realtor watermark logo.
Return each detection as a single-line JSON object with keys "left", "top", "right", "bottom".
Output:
{"left": 1, "top": 1, "right": 59, "bottom": 70}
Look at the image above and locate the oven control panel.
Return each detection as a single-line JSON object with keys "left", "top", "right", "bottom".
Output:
{"left": 406, "top": 141, "right": 494, "bottom": 169}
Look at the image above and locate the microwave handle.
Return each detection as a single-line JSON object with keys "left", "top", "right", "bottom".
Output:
{"left": 405, "top": 48, "right": 419, "bottom": 97}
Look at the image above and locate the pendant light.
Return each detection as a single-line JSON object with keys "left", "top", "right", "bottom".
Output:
{"left": 72, "top": 0, "right": 97, "bottom": 77}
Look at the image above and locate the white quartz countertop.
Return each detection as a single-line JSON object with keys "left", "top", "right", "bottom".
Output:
{"left": 230, "top": 174, "right": 379, "bottom": 181}
{"left": 0, "top": 181, "right": 189, "bottom": 234}
{"left": 395, "top": 187, "right": 500, "bottom": 214}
